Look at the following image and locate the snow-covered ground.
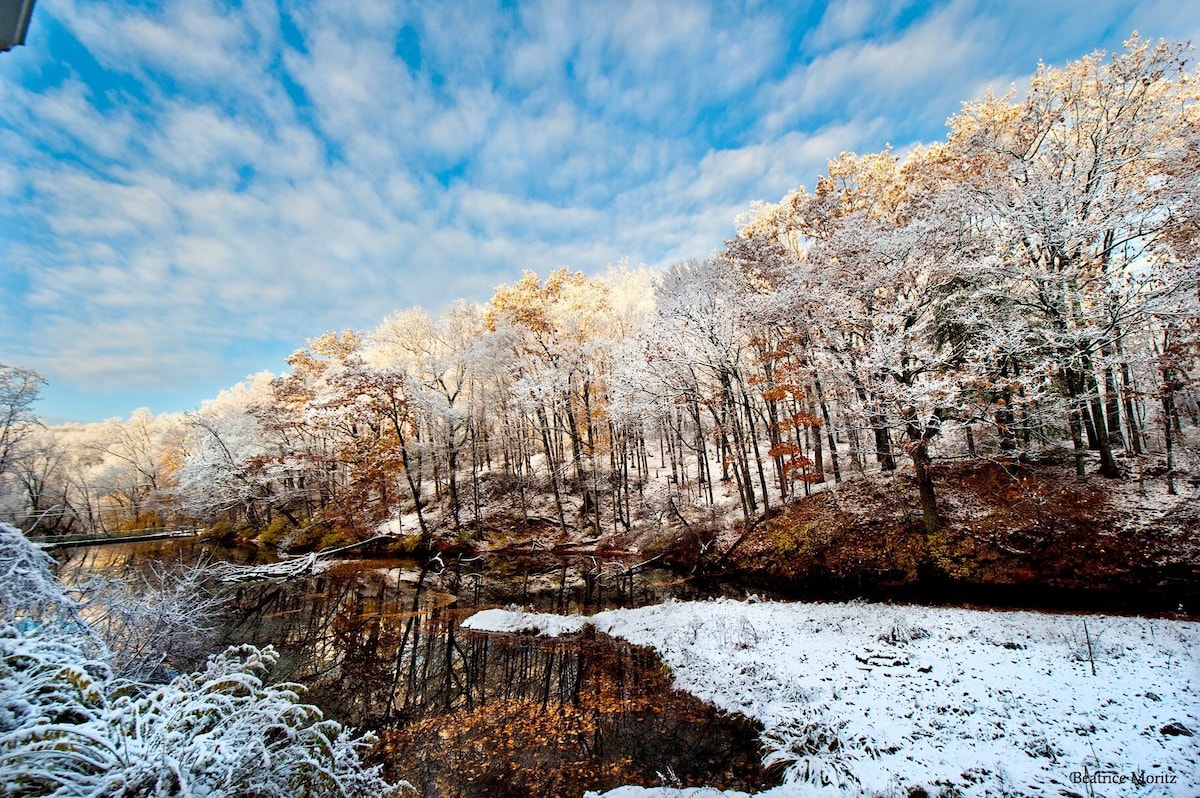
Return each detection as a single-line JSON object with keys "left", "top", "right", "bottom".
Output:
{"left": 464, "top": 600, "right": 1200, "bottom": 797}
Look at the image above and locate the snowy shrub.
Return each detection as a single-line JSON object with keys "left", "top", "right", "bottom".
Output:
{"left": 1061, "top": 622, "right": 1124, "bottom": 666}
{"left": 0, "top": 625, "right": 109, "bottom": 731}
{"left": 655, "top": 766, "right": 682, "bottom": 787}
{"left": 0, "top": 523, "right": 84, "bottom": 631}
{"left": 71, "top": 557, "right": 227, "bottom": 681}
{"left": 0, "top": 624, "right": 119, "bottom": 796}
{"left": 1, "top": 634, "right": 403, "bottom": 797}
{"left": 877, "top": 616, "right": 930, "bottom": 645}
{"left": 108, "top": 644, "right": 402, "bottom": 797}
{"left": 1022, "top": 732, "right": 1062, "bottom": 761}
{"left": 716, "top": 616, "right": 760, "bottom": 650}
{"left": 761, "top": 705, "right": 877, "bottom": 789}
{"left": 0, "top": 522, "right": 406, "bottom": 797}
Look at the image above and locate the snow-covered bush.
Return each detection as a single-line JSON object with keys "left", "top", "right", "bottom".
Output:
{"left": 0, "top": 623, "right": 111, "bottom": 747}
{"left": 877, "top": 615, "right": 929, "bottom": 645}
{"left": 1, "top": 632, "right": 402, "bottom": 797}
{"left": 0, "top": 523, "right": 84, "bottom": 630}
{"left": 760, "top": 704, "right": 876, "bottom": 789}
{"left": 0, "top": 522, "right": 404, "bottom": 797}
{"left": 116, "top": 645, "right": 397, "bottom": 797}
{"left": 71, "top": 557, "right": 227, "bottom": 681}
{"left": 0, "top": 623, "right": 121, "bottom": 796}
{"left": 1060, "top": 621, "right": 1126, "bottom": 666}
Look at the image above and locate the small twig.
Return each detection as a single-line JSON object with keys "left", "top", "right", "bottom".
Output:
{"left": 618, "top": 552, "right": 664, "bottom": 576}
{"left": 1083, "top": 619, "right": 1096, "bottom": 676}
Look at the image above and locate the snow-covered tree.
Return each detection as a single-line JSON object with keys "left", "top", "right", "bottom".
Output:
{"left": 371, "top": 302, "right": 487, "bottom": 533}
{"left": 0, "top": 366, "right": 45, "bottom": 526}
{"left": 945, "top": 35, "right": 1200, "bottom": 475}
{"left": 174, "top": 373, "right": 293, "bottom": 529}
{"left": 0, "top": 366, "right": 43, "bottom": 479}
{"left": 0, "top": 522, "right": 86, "bottom": 631}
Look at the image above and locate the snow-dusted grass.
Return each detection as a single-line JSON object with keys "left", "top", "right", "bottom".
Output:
{"left": 465, "top": 600, "right": 1200, "bottom": 797}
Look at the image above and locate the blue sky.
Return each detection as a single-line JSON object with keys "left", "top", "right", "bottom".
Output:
{"left": 2, "top": 0, "right": 1197, "bottom": 423}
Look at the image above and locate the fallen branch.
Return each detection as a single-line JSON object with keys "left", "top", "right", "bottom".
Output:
{"left": 617, "top": 552, "right": 664, "bottom": 576}
{"left": 211, "top": 552, "right": 320, "bottom": 584}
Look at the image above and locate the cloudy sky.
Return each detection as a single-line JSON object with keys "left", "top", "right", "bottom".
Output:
{"left": 2, "top": 0, "right": 1197, "bottom": 423}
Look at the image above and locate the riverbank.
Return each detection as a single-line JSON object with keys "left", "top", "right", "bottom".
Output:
{"left": 179, "top": 456, "right": 1200, "bottom": 624}
{"left": 43, "top": 526, "right": 1200, "bottom": 797}
{"left": 720, "top": 460, "right": 1200, "bottom": 618}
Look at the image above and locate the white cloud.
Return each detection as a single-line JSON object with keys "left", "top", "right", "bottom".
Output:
{"left": 54, "top": 0, "right": 274, "bottom": 87}
{"left": 761, "top": 2, "right": 984, "bottom": 137}
{"left": 33, "top": 169, "right": 175, "bottom": 239}
{"left": 457, "top": 188, "right": 604, "bottom": 239}
{"left": 147, "top": 106, "right": 267, "bottom": 182}
{"left": 804, "top": 0, "right": 878, "bottom": 50}
{"left": 16, "top": 80, "right": 136, "bottom": 160}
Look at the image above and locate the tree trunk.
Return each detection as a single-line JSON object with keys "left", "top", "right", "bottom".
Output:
{"left": 537, "top": 404, "right": 568, "bottom": 536}
{"left": 446, "top": 436, "right": 461, "bottom": 531}
{"left": 814, "top": 377, "right": 841, "bottom": 482}
{"left": 725, "top": 382, "right": 758, "bottom": 514}
{"left": 1068, "top": 405, "right": 1086, "bottom": 477}
{"left": 1083, "top": 359, "right": 1120, "bottom": 477}
{"left": 564, "top": 374, "right": 585, "bottom": 483}
{"left": 809, "top": 404, "right": 825, "bottom": 484}
{"left": 873, "top": 419, "right": 895, "bottom": 471}
{"left": 1162, "top": 389, "right": 1177, "bottom": 496}
{"left": 1119, "top": 358, "right": 1143, "bottom": 455}
{"left": 904, "top": 421, "right": 940, "bottom": 537}
{"left": 708, "top": 402, "right": 751, "bottom": 524}
{"left": 391, "top": 421, "right": 430, "bottom": 548}
{"left": 738, "top": 377, "right": 770, "bottom": 514}
{"left": 1103, "top": 362, "right": 1124, "bottom": 449}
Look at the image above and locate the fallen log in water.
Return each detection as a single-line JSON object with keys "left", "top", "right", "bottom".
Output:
{"left": 210, "top": 535, "right": 395, "bottom": 584}
{"left": 211, "top": 552, "right": 320, "bottom": 584}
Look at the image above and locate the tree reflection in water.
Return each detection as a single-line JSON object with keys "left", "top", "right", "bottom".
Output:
{"left": 225, "top": 553, "right": 778, "bottom": 797}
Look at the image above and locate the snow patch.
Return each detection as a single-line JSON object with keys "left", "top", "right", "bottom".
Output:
{"left": 462, "top": 607, "right": 587, "bottom": 637}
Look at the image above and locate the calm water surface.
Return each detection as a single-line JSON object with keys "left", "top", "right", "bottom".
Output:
{"left": 55, "top": 540, "right": 779, "bottom": 797}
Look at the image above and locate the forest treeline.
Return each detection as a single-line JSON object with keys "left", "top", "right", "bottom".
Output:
{"left": 2, "top": 37, "right": 1197, "bottom": 549}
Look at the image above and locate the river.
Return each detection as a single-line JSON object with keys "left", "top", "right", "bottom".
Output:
{"left": 53, "top": 539, "right": 780, "bottom": 797}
